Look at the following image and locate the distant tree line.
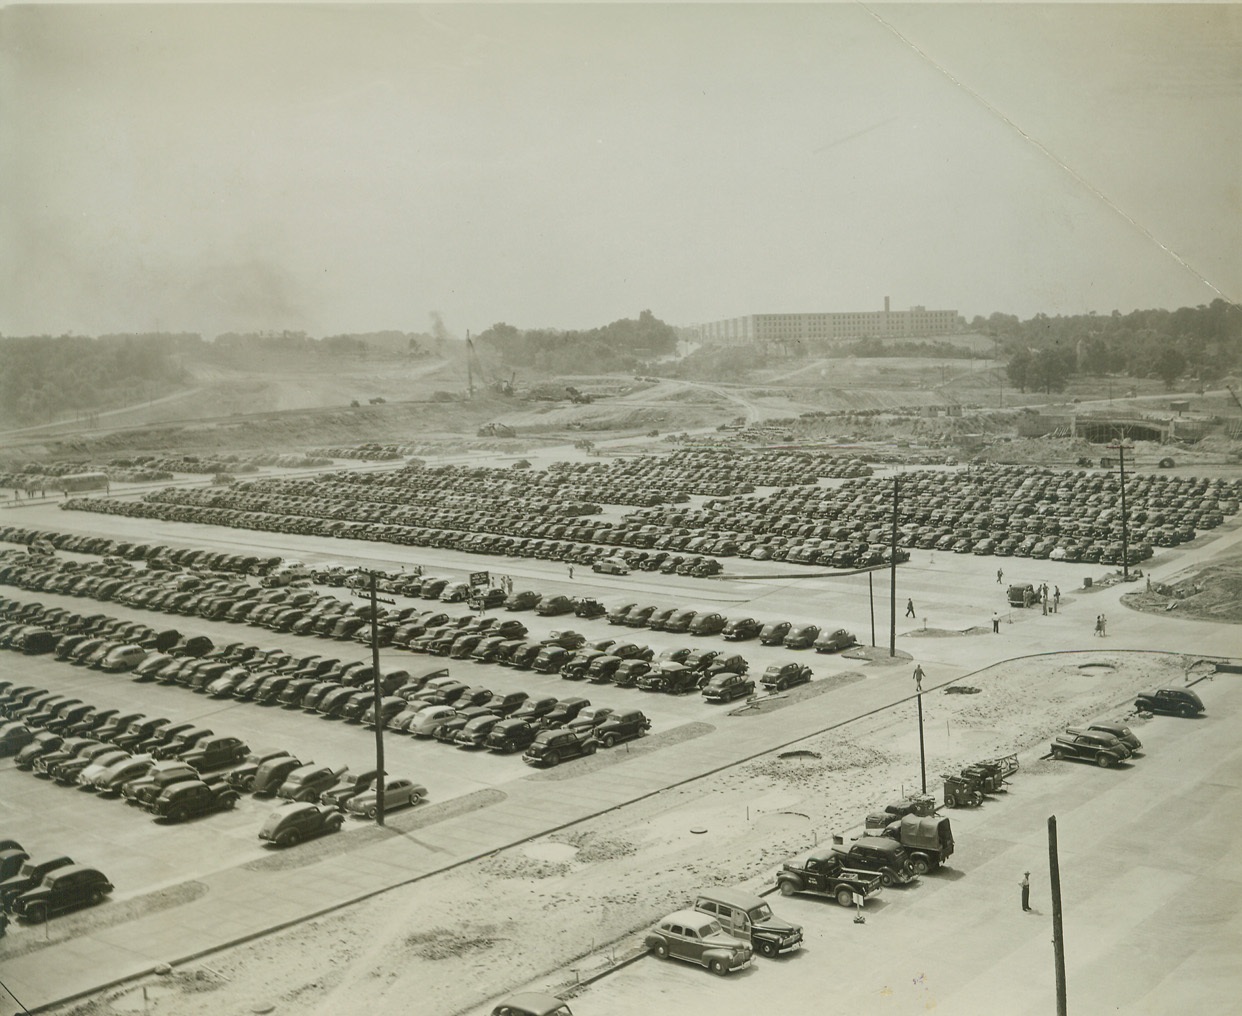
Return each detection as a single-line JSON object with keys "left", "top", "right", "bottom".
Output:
{"left": 0, "top": 334, "right": 192, "bottom": 424}
{"left": 978, "top": 300, "right": 1242, "bottom": 393}
{"left": 474, "top": 310, "right": 679, "bottom": 373}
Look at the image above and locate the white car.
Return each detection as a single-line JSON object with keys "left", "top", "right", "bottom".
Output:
{"left": 407, "top": 705, "right": 457, "bottom": 738}
{"left": 346, "top": 777, "right": 427, "bottom": 819}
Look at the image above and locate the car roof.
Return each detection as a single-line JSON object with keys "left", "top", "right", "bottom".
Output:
{"left": 663, "top": 908, "right": 716, "bottom": 927}
{"left": 695, "top": 887, "right": 765, "bottom": 910}
{"left": 493, "top": 993, "right": 571, "bottom": 1016}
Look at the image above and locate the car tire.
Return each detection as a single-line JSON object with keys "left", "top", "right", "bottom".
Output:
{"left": 1182, "top": 706, "right": 1196, "bottom": 718}
{"left": 880, "top": 870, "right": 895, "bottom": 887}
{"left": 1096, "top": 754, "right": 1112, "bottom": 768}
{"left": 90, "top": 889, "right": 104, "bottom": 905}
{"left": 653, "top": 942, "right": 668, "bottom": 959}
{"left": 710, "top": 959, "right": 729, "bottom": 977}
{"left": 28, "top": 904, "right": 47, "bottom": 924}
{"left": 758, "top": 941, "right": 777, "bottom": 958}
{"left": 778, "top": 879, "right": 799, "bottom": 897}
{"left": 944, "top": 793, "right": 957, "bottom": 809}
{"left": 836, "top": 886, "right": 853, "bottom": 907}
{"left": 169, "top": 807, "right": 187, "bottom": 823}
{"left": 1052, "top": 747, "right": 1066, "bottom": 761}
{"left": 601, "top": 734, "right": 617, "bottom": 749}
{"left": 367, "top": 805, "right": 378, "bottom": 819}
{"left": 583, "top": 742, "right": 596, "bottom": 756}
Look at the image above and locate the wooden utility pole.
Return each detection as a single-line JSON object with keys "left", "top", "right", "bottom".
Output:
{"left": 1049, "top": 816, "right": 1068, "bottom": 1016}
{"left": 369, "top": 572, "right": 386, "bottom": 827}
{"left": 889, "top": 475, "right": 898, "bottom": 657}
{"left": 868, "top": 571, "right": 876, "bottom": 647}
{"left": 1107, "top": 442, "right": 1133, "bottom": 581}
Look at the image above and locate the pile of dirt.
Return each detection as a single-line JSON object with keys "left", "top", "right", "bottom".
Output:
{"left": 1123, "top": 548, "right": 1242, "bottom": 625}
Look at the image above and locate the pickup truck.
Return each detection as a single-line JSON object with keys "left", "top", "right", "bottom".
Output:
{"left": 775, "top": 849, "right": 884, "bottom": 906}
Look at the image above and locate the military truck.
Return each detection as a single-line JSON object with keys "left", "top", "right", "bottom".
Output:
{"left": 775, "top": 849, "right": 884, "bottom": 906}
{"left": 870, "top": 814, "right": 954, "bottom": 874}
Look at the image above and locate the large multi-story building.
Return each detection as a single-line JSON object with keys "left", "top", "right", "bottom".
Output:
{"left": 696, "top": 298, "right": 961, "bottom": 345}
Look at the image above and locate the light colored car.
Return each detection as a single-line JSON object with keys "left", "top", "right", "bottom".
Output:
{"left": 644, "top": 908, "right": 753, "bottom": 975}
{"left": 407, "top": 705, "right": 457, "bottom": 738}
{"left": 490, "top": 993, "right": 574, "bottom": 1016}
{"left": 91, "top": 755, "right": 156, "bottom": 793}
{"left": 345, "top": 777, "right": 427, "bottom": 819}
{"left": 100, "top": 644, "right": 147, "bottom": 672}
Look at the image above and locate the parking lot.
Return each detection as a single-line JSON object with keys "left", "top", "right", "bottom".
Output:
{"left": 1, "top": 455, "right": 1241, "bottom": 1014}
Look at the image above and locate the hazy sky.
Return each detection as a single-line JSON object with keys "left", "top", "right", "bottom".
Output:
{"left": 2, "top": 3, "right": 1238, "bottom": 338}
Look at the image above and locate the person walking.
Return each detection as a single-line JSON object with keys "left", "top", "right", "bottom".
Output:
{"left": 912, "top": 663, "right": 925, "bottom": 691}
{"left": 1021, "top": 871, "right": 1031, "bottom": 912}
{"left": 1094, "top": 614, "right": 1103, "bottom": 637}
{"left": 905, "top": 597, "right": 916, "bottom": 618}
{"left": 1041, "top": 588, "right": 1048, "bottom": 616}
{"left": 997, "top": 567, "right": 1004, "bottom": 585}
{"left": 992, "top": 611, "right": 1000, "bottom": 634}
{"left": 1100, "top": 613, "right": 1107, "bottom": 636}
{"left": 567, "top": 565, "right": 574, "bottom": 580}
{"left": 1053, "top": 586, "right": 1060, "bottom": 612}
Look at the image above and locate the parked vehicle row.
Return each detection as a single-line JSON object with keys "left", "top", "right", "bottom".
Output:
{"left": 0, "top": 839, "right": 112, "bottom": 923}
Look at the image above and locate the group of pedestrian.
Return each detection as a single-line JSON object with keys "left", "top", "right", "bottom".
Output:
{"left": 1094, "top": 614, "right": 1108, "bottom": 637}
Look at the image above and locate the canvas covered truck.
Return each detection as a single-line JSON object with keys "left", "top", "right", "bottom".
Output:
{"left": 870, "top": 814, "right": 954, "bottom": 874}
{"left": 775, "top": 849, "right": 884, "bottom": 906}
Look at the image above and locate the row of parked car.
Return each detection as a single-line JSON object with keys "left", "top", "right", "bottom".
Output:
{"left": 0, "top": 674, "right": 254, "bottom": 822}
{"left": 0, "top": 587, "right": 654, "bottom": 771}
{"left": 0, "top": 838, "right": 113, "bottom": 925}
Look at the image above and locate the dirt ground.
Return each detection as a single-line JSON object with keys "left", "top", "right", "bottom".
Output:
{"left": 46, "top": 650, "right": 1192, "bottom": 1016}
{"left": 1122, "top": 544, "right": 1242, "bottom": 625}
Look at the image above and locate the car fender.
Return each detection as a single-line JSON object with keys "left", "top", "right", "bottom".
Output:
{"left": 701, "top": 946, "right": 737, "bottom": 968}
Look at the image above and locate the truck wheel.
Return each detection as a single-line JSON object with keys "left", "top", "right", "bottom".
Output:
{"left": 653, "top": 942, "right": 668, "bottom": 959}
{"left": 912, "top": 856, "right": 930, "bottom": 876}
{"left": 710, "top": 959, "right": 729, "bottom": 977}
{"left": 1096, "top": 753, "right": 1112, "bottom": 768}
{"left": 778, "top": 880, "right": 799, "bottom": 897}
{"left": 836, "top": 887, "right": 853, "bottom": 907}
{"left": 971, "top": 791, "right": 983, "bottom": 806}
{"left": 944, "top": 793, "right": 957, "bottom": 809}
{"left": 758, "top": 941, "right": 777, "bottom": 958}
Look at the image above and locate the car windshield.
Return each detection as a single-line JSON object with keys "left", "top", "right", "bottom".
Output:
{"left": 695, "top": 920, "right": 722, "bottom": 937}
{"left": 748, "top": 904, "right": 773, "bottom": 922}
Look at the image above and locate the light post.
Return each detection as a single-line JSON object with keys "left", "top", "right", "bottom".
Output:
{"left": 1107, "top": 440, "right": 1134, "bottom": 580}
{"left": 913, "top": 663, "right": 927, "bottom": 794}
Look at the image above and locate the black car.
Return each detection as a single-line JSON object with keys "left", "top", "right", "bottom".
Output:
{"left": 0, "top": 855, "right": 75, "bottom": 911}
{"left": 485, "top": 718, "right": 539, "bottom": 754}
{"left": 722, "top": 617, "right": 762, "bottom": 641}
{"left": 593, "top": 709, "right": 650, "bottom": 748}
{"left": 758, "top": 621, "right": 792, "bottom": 646}
{"left": 258, "top": 803, "right": 345, "bottom": 847}
{"left": 761, "top": 663, "right": 813, "bottom": 691}
{"left": 1134, "top": 688, "right": 1204, "bottom": 718}
{"left": 12, "top": 865, "right": 113, "bottom": 922}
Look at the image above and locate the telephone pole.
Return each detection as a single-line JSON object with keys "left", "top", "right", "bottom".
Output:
{"left": 889, "top": 475, "right": 898, "bottom": 657}
{"left": 368, "top": 572, "right": 386, "bottom": 827}
{"left": 1107, "top": 441, "right": 1134, "bottom": 580}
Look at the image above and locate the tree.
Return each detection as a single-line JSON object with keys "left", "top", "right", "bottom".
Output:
{"left": 1006, "top": 348, "right": 1034, "bottom": 392}
{"left": 1154, "top": 346, "right": 1187, "bottom": 389}
{"left": 1029, "top": 347, "right": 1074, "bottom": 393}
